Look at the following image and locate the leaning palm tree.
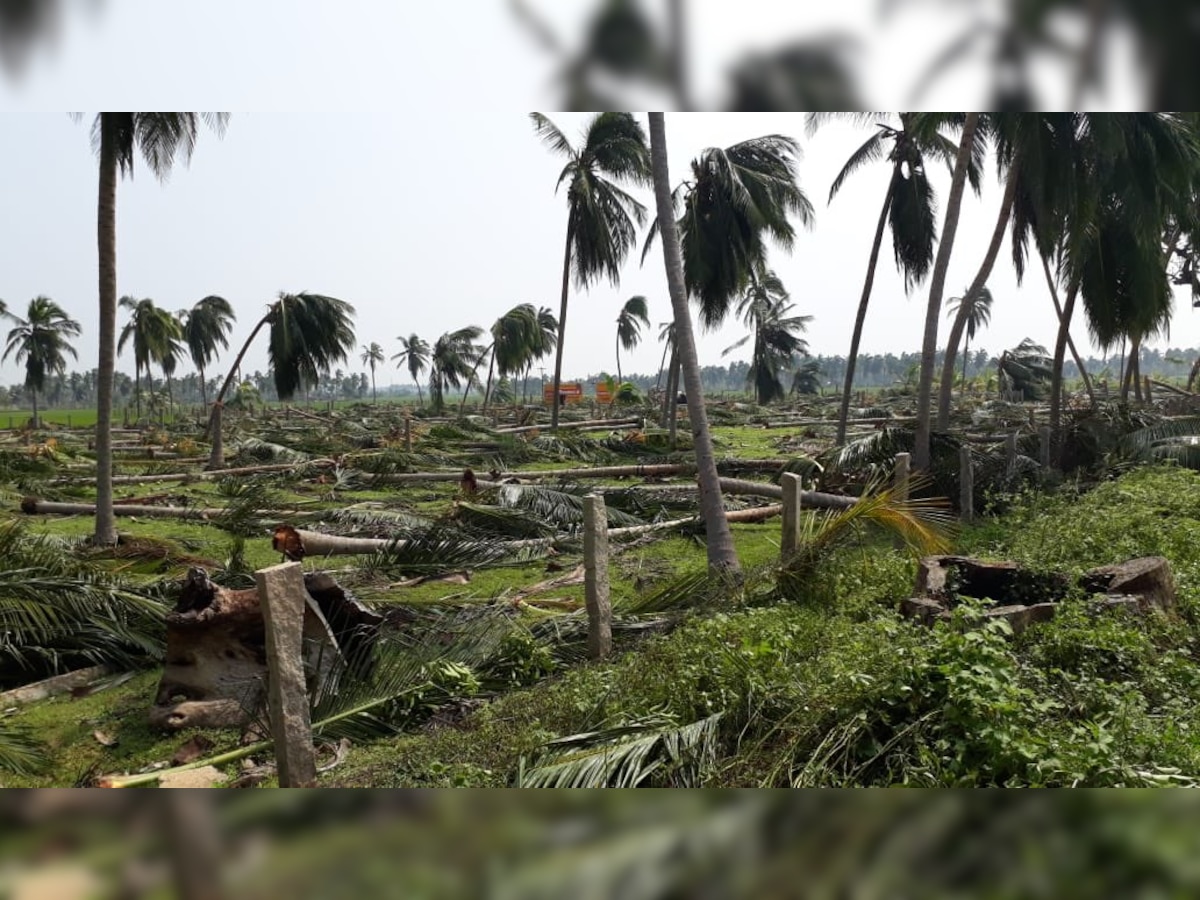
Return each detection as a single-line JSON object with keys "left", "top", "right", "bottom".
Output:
{"left": 644, "top": 133, "right": 814, "bottom": 331}
{"left": 207, "top": 292, "right": 356, "bottom": 468}
{"left": 531, "top": 112, "right": 652, "bottom": 430}
{"left": 722, "top": 270, "right": 812, "bottom": 405}
{"left": 806, "top": 113, "right": 982, "bottom": 445}
{"left": 360, "top": 342, "right": 385, "bottom": 404}
{"left": 946, "top": 285, "right": 994, "bottom": 393}
{"left": 2, "top": 296, "right": 81, "bottom": 427}
{"left": 648, "top": 112, "right": 740, "bottom": 579}
{"left": 392, "top": 334, "right": 430, "bottom": 405}
{"left": 179, "top": 295, "right": 235, "bottom": 408}
{"left": 478, "top": 304, "right": 542, "bottom": 412}
{"left": 914, "top": 113, "right": 982, "bottom": 472}
{"left": 82, "top": 112, "right": 229, "bottom": 546}
{"left": 429, "top": 326, "right": 484, "bottom": 415}
{"left": 614, "top": 295, "right": 649, "bottom": 389}
{"left": 118, "top": 296, "right": 183, "bottom": 422}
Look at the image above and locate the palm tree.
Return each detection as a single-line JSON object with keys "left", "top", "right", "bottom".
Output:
{"left": 179, "top": 295, "right": 235, "bottom": 408}
{"left": 614, "top": 295, "right": 649, "bottom": 389}
{"left": 645, "top": 134, "right": 814, "bottom": 330}
{"left": 530, "top": 112, "right": 652, "bottom": 430}
{"left": 360, "top": 342, "right": 385, "bottom": 404}
{"left": 807, "top": 113, "right": 982, "bottom": 445}
{"left": 791, "top": 359, "right": 822, "bottom": 396}
{"left": 946, "top": 286, "right": 994, "bottom": 392}
{"left": 523, "top": 306, "right": 559, "bottom": 404}
{"left": 207, "top": 292, "right": 356, "bottom": 468}
{"left": 479, "top": 304, "right": 542, "bottom": 412}
{"left": 648, "top": 112, "right": 740, "bottom": 579}
{"left": 914, "top": 113, "right": 981, "bottom": 472}
{"left": 118, "top": 296, "right": 183, "bottom": 421}
{"left": 722, "top": 270, "right": 811, "bottom": 405}
{"left": 392, "top": 334, "right": 430, "bottom": 405}
{"left": 2, "top": 296, "right": 81, "bottom": 427}
{"left": 83, "top": 112, "right": 229, "bottom": 546}
{"left": 429, "top": 326, "right": 483, "bottom": 414}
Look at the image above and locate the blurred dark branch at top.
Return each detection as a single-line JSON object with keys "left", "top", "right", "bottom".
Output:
{"left": 0, "top": 0, "right": 105, "bottom": 80}
{"left": 511, "top": 0, "right": 1200, "bottom": 111}
{"left": 509, "top": 0, "right": 863, "bottom": 111}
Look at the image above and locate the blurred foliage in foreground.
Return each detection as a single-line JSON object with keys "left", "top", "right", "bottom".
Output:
{"left": 3, "top": 790, "right": 1200, "bottom": 899}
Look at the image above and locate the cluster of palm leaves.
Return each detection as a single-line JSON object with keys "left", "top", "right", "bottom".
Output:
{"left": 722, "top": 270, "right": 812, "bottom": 405}
{"left": 1, "top": 296, "right": 82, "bottom": 427}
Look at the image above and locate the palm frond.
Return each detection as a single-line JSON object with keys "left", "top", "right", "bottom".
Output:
{"left": 0, "top": 719, "right": 47, "bottom": 776}
{"left": 361, "top": 525, "right": 549, "bottom": 577}
{"left": 516, "top": 711, "right": 723, "bottom": 788}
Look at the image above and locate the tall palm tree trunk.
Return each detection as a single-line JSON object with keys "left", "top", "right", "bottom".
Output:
{"left": 133, "top": 366, "right": 141, "bottom": 421}
{"left": 649, "top": 112, "right": 740, "bottom": 578}
{"left": 656, "top": 340, "right": 670, "bottom": 391}
{"left": 937, "top": 169, "right": 1019, "bottom": 430}
{"left": 94, "top": 122, "right": 119, "bottom": 545}
{"left": 1049, "top": 276, "right": 1081, "bottom": 453}
{"left": 915, "top": 113, "right": 979, "bottom": 472}
{"left": 550, "top": 223, "right": 575, "bottom": 431}
{"left": 837, "top": 183, "right": 894, "bottom": 445}
{"left": 961, "top": 335, "right": 971, "bottom": 390}
{"left": 31, "top": 389, "right": 38, "bottom": 429}
{"left": 482, "top": 351, "right": 498, "bottom": 412}
{"left": 661, "top": 348, "right": 679, "bottom": 428}
{"left": 1041, "top": 253, "right": 1095, "bottom": 404}
{"left": 198, "top": 364, "right": 208, "bottom": 407}
{"left": 371, "top": 367, "right": 377, "bottom": 403}
{"left": 615, "top": 332, "right": 623, "bottom": 388}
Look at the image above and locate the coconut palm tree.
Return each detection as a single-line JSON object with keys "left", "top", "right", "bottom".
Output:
{"left": 807, "top": 113, "right": 983, "bottom": 445}
{"left": 360, "top": 342, "right": 385, "bottom": 404}
{"left": 648, "top": 112, "right": 740, "bottom": 579}
{"left": 614, "top": 295, "right": 649, "bottom": 389}
{"left": 530, "top": 112, "right": 652, "bottom": 430}
{"left": 523, "top": 306, "right": 559, "bottom": 404}
{"left": 2, "top": 296, "right": 81, "bottom": 427}
{"left": 118, "top": 296, "right": 183, "bottom": 422}
{"left": 722, "top": 270, "right": 811, "bottom": 405}
{"left": 645, "top": 133, "right": 814, "bottom": 331}
{"left": 946, "top": 285, "right": 994, "bottom": 392}
{"left": 82, "top": 112, "right": 229, "bottom": 546}
{"left": 179, "top": 295, "right": 235, "bottom": 409}
{"left": 914, "top": 113, "right": 981, "bottom": 472}
{"left": 207, "top": 292, "right": 355, "bottom": 468}
{"left": 478, "top": 304, "right": 542, "bottom": 412}
{"left": 429, "top": 326, "right": 484, "bottom": 415}
{"left": 791, "top": 359, "right": 822, "bottom": 396}
{"left": 392, "top": 334, "right": 430, "bottom": 405}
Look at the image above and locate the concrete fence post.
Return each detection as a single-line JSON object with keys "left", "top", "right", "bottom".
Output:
{"left": 255, "top": 562, "right": 317, "bottom": 787}
{"left": 583, "top": 495, "right": 612, "bottom": 661}
{"left": 1038, "top": 425, "right": 1052, "bottom": 470}
{"left": 959, "top": 445, "right": 974, "bottom": 524}
{"left": 780, "top": 472, "right": 803, "bottom": 564}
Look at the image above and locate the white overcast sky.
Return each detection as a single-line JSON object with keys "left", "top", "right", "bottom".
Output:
{"left": 0, "top": 1, "right": 1178, "bottom": 388}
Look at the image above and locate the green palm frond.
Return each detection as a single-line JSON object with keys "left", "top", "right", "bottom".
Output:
{"left": 267, "top": 292, "right": 357, "bottom": 400}
{"left": 516, "top": 711, "right": 723, "bottom": 788}
{"left": 323, "top": 507, "right": 434, "bottom": 536}
{"left": 497, "top": 483, "right": 647, "bottom": 530}
{"left": 0, "top": 523, "right": 166, "bottom": 681}
{"left": 308, "top": 605, "right": 521, "bottom": 743}
{"left": 0, "top": 719, "right": 47, "bottom": 776}
{"left": 781, "top": 481, "right": 954, "bottom": 592}
{"left": 1118, "top": 418, "right": 1200, "bottom": 470}
{"left": 454, "top": 502, "right": 557, "bottom": 539}
{"left": 361, "top": 525, "right": 549, "bottom": 577}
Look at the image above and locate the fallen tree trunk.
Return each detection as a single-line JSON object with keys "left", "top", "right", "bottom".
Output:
{"left": 715, "top": 478, "right": 857, "bottom": 509}
{"left": 1150, "top": 378, "right": 1195, "bottom": 398}
{"left": 373, "top": 459, "right": 787, "bottom": 485}
{"left": 21, "top": 498, "right": 311, "bottom": 521}
{"left": 495, "top": 416, "right": 643, "bottom": 435}
{"left": 56, "top": 459, "right": 337, "bottom": 486}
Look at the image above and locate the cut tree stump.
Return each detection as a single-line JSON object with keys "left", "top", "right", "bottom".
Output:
{"left": 904, "top": 555, "right": 1177, "bottom": 633}
{"left": 149, "top": 568, "right": 382, "bottom": 731}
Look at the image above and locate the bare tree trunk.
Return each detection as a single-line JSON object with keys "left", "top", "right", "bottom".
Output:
{"left": 937, "top": 167, "right": 1018, "bottom": 429}
{"left": 94, "top": 117, "right": 119, "bottom": 546}
{"left": 31, "top": 390, "right": 38, "bottom": 429}
{"left": 1041, "top": 252, "right": 1096, "bottom": 405}
{"left": 649, "top": 112, "right": 740, "bottom": 578}
{"left": 1049, "top": 276, "right": 1081, "bottom": 455}
{"left": 199, "top": 364, "right": 208, "bottom": 408}
{"left": 666, "top": 352, "right": 680, "bottom": 447}
{"left": 163, "top": 793, "right": 226, "bottom": 900}
{"left": 837, "top": 186, "right": 894, "bottom": 445}
{"left": 550, "top": 223, "right": 574, "bottom": 431}
{"left": 915, "top": 113, "right": 980, "bottom": 471}
{"left": 481, "top": 349, "right": 497, "bottom": 412}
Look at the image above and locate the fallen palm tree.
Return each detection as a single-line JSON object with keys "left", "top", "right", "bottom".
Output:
{"left": 372, "top": 459, "right": 787, "bottom": 485}
{"left": 20, "top": 497, "right": 315, "bottom": 522}
{"left": 494, "top": 416, "right": 643, "bottom": 435}
{"left": 54, "top": 459, "right": 338, "bottom": 486}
